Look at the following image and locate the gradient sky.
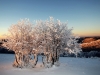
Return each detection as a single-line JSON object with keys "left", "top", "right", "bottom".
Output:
{"left": 0, "top": 0, "right": 100, "bottom": 38}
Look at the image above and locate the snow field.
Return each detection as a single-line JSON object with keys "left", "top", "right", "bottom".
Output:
{"left": 0, "top": 54, "right": 100, "bottom": 75}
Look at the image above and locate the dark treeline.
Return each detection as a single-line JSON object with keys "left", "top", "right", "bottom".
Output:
{"left": 0, "top": 41, "right": 14, "bottom": 54}
{"left": 60, "top": 51, "right": 100, "bottom": 58}
{"left": 0, "top": 48, "right": 14, "bottom": 54}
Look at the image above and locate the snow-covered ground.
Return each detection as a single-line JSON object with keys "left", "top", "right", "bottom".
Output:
{"left": 0, "top": 54, "right": 100, "bottom": 75}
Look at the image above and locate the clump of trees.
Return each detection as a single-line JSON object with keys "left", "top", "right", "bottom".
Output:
{"left": 3, "top": 17, "right": 81, "bottom": 68}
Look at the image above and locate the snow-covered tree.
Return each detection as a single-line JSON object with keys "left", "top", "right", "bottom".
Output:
{"left": 33, "top": 17, "right": 82, "bottom": 68}
{"left": 3, "top": 17, "right": 82, "bottom": 68}
{"left": 3, "top": 19, "right": 38, "bottom": 68}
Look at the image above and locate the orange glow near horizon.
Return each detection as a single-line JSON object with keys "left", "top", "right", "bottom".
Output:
{"left": 74, "top": 32, "right": 100, "bottom": 37}
{"left": 73, "top": 28, "right": 100, "bottom": 37}
{"left": 78, "top": 33, "right": 100, "bottom": 37}
{"left": 0, "top": 33, "right": 7, "bottom": 39}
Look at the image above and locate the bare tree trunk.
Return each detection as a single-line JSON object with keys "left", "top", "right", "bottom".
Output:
{"left": 13, "top": 53, "right": 19, "bottom": 67}
{"left": 13, "top": 51, "right": 23, "bottom": 68}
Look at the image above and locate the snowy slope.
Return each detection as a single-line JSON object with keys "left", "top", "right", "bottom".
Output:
{"left": 0, "top": 54, "right": 100, "bottom": 75}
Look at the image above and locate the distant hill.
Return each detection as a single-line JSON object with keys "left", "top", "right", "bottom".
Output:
{"left": 78, "top": 36, "right": 100, "bottom": 43}
{"left": 81, "top": 38, "right": 100, "bottom": 52}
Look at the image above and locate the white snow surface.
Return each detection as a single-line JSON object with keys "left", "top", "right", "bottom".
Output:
{"left": 0, "top": 54, "right": 100, "bottom": 75}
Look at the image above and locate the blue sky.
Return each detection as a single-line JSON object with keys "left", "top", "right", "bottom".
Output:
{"left": 0, "top": 0, "right": 100, "bottom": 38}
